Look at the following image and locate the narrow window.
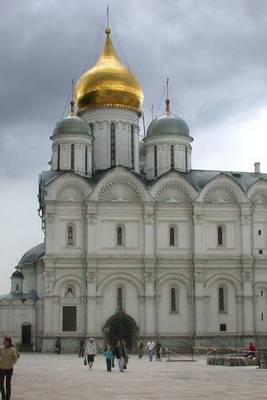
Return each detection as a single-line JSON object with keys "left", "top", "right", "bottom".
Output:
{"left": 261, "top": 290, "right": 264, "bottom": 297}
{"left": 170, "top": 287, "right": 177, "bottom": 312}
{"left": 67, "top": 225, "right": 74, "bottom": 245}
{"left": 218, "top": 287, "right": 225, "bottom": 312}
{"left": 170, "top": 145, "right": 175, "bottom": 169}
{"left": 71, "top": 144, "right": 75, "bottom": 170}
{"left": 110, "top": 123, "right": 116, "bottom": 167}
{"left": 85, "top": 146, "right": 88, "bottom": 174}
{"left": 62, "top": 306, "right": 77, "bottom": 332}
{"left": 154, "top": 145, "right": 157, "bottom": 177}
{"left": 170, "top": 226, "right": 176, "bottom": 246}
{"left": 259, "top": 249, "right": 263, "bottom": 254}
{"left": 116, "top": 225, "right": 124, "bottom": 246}
{"left": 258, "top": 230, "right": 262, "bottom": 236}
{"left": 217, "top": 226, "right": 224, "bottom": 246}
{"left": 220, "top": 323, "right": 227, "bottom": 332}
{"left": 261, "top": 313, "right": 264, "bottom": 321}
{"left": 131, "top": 125, "right": 135, "bottom": 169}
{"left": 57, "top": 144, "right": 60, "bottom": 170}
{"left": 89, "top": 123, "right": 94, "bottom": 137}
{"left": 117, "top": 287, "right": 123, "bottom": 310}
{"left": 185, "top": 146, "right": 188, "bottom": 171}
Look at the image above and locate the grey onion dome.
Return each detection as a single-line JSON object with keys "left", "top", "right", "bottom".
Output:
{"left": 147, "top": 113, "right": 190, "bottom": 137}
{"left": 11, "top": 271, "right": 24, "bottom": 279}
{"left": 19, "top": 242, "right": 45, "bottom": 265}
{"left": 53, "top": 115, "right": 90, "bottom": 136}
{"left": 147, "top": 100, "right": 190, "bottom": 137}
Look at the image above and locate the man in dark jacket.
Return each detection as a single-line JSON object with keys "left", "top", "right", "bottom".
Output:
{"left": 114, "top": 341, "right": 126, "bottom": 372}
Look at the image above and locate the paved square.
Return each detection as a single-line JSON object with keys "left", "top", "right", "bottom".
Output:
{"left": 11, "top": 354, "right": 267, "bottom": 400}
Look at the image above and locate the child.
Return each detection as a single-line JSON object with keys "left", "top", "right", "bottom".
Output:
{"left": 103, "top": 344, "right": 113, "bottom": 372}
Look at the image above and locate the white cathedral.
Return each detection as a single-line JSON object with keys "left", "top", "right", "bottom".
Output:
{"left": 1, "top": 24, "right": 267, "bottom": 352}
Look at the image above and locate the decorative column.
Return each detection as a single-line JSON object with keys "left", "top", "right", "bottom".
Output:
{"left": 86, "top": 266, "right": 97, "bottom": 336}
{"left": 242, "top": 267, "right": 255, "bottom": 335}
{"left": 144, "top": 264, "right": 156, "bottom": 336}
{"left": 194, "top": 269, "right": 206, "bottom": 335}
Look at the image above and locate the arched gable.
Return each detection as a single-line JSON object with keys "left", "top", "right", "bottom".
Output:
{"left": 247, "top": 179, "right": 267, "bottom": 203}
{"left": 90, "top": 167, "right": 150, "bottom": 202}
{"left": 45, "top": 173, "right": 92, "bottom": 201}
{"left": 156, "top": 273, "right": 191, "bottom": 294}
{"left": 204, "top": 273, "right": 242, "bottom": 295}
{"left": 97, "top": 272, "right": 144, "bottom": 296}
{"left": 150, "top": 172, "right": 198, "bottom": 203}
{"left": 197, "top": 174, "right": 248, "bottom": 204}
{"left": 53, "top": 274, "right": 84, "bottom": 296}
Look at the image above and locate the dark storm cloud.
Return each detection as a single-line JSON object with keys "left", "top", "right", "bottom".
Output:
{"left": 0, "top": 0, "right": 267, "bottom": 177}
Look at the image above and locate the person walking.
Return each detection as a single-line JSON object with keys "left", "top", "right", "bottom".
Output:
{"left": 0, "top": 336, "right": 18, "bottom": 400}
{"left": 138, "top": 341, "right": 144, "bottom": 359}
{"left": 78, "top": 336, "right": 85, "bottom": 358}
{"left": 55, "top": 336, "right": 62, "bottom": 354}
{"left": 85, "top": 338, "right": 97, "bottom": 370}
{"left": 155, "top": 340, "right": 162, "bottom": 361}
{"left": 121, "top": 339, "right": 129, "bottom": 370}
{"left": 103, "top": 344, "right": 113, "bottom": 372}
{"left": 147, "top": 340, "right": 155, "bottom": 361}
{"left": 114, "top": 340, "right": 126, "bottom": 372}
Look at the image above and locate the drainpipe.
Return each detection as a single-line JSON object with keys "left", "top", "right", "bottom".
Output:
{"left": 191, "top": 205, "right": 196, "bottom": 350}
{"left": 251, "top": 204, "right": 257, "bottom": 344}
{"left": 83, "top": 202, "right": 88, "bottom": 337}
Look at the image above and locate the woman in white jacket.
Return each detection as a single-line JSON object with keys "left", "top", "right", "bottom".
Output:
{"left": 84, "top": 338, "right": 97, "bottom": 370}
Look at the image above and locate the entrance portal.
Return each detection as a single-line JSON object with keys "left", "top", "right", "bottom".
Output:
{"left": 21, "top": 323, "right": 31, "bottom": 347}
{"left": 103, "top": 312, "right": 138, "bottom": 352}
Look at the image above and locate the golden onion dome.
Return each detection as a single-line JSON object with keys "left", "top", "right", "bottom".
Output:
{"left": 76, "top": 28, "right": 144, "bottom": 113}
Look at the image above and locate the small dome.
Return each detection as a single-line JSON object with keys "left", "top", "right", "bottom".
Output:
{"left": 19, "top": 243, "right": 45, "bottom": 265}
{"left": 147, "top": 112, "right": 190, "bottom": 137}
{"left": 11, "top": 271, "right": 24, "bottom": 280}
{"left": 76, "top": 29, "right": 143, "bottom": 113}
{"left": 53, "top": 115, "right": 89, "bottom": 136}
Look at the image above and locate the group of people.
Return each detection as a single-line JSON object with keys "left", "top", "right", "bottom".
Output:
{"left": 138, "top": 340, "right": 162, "bottom": 361}
{"left": 81, "top": 337, "right": 129, "bottom": 373}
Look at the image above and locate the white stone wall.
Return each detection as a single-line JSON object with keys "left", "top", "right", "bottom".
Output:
{"left": 80, "top": 108, "right": 140, "bottom": 172}
{"left": 144, "top": 134, "right": 192, "bottom": 179}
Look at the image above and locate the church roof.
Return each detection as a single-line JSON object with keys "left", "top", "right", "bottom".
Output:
{"left": 40, "top": 168, "right": 267, "bottom": 194}
{"left": 19, "top": 242, "right": 45, "bottom": 265}
{"left": 0, "top": 290, "right": 40, "bottom": 302}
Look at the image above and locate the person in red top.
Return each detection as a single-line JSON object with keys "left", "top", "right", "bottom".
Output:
{"left": 245, "top": 341, "right": 256, "bottom": 358}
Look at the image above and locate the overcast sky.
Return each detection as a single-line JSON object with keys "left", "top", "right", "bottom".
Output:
{"left": 0, "top": 0, "right": 267, "bottom": 293}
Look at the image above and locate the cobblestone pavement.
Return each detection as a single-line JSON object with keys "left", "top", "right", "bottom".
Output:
{"left": 11, "top": 354, "right": 267, "bottom": 400}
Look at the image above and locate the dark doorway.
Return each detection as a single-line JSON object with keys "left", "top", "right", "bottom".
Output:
{"left": 103, "top": 312, "right": 138, "bottom": 352}
{"left": 21, "top": 324, "right": 31, "bottom": 346}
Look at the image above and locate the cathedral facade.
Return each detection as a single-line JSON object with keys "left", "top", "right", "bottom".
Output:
{"left": 1, "top": 26, "right": 267, "bottom": 352}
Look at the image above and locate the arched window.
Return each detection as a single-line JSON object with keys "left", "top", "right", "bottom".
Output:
{"left": 71, "top": 144, "right": 75, "bottom": 170}
{"left": 218, "top": 286, "right": 226, "bottom": 312}
{"left": 170, "top": 287, "right": 178, "bottom": 313}
{"left": 170, "top": 145, "right": 175, "bottom": 169}
{"left": 116, "top": 225, "right": 124, "bottom": 246}
{"left": 110, "top": 123, "right": 116, "bottom": 167}
{"left": 169, "top": 226, "right": 176, "bottom": 246}
{"left": 217, "top": 225, "right": 224, "bottom": 246}
{"left": 154, "top": 145, "right": 158, "bottom": 177}
{"left": 65, "top": 285, "right": 75, "bottom": 297}
{"left": 89, "top": 123, "right": 94, "bottom": 137}
{"left": 85, "top": 146, "right": 88, "bottom": 174}
{"left": 66, "top": 224, "right": 75, "bottom": 246}
{"left": 131, "top": 125, "right": 135, "bottom": 169}
{"left": 117, "top": 287, "right": 123, "bottom": 311}
{"left": 57, "top": 144, "right": 60, "bottom": 170}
